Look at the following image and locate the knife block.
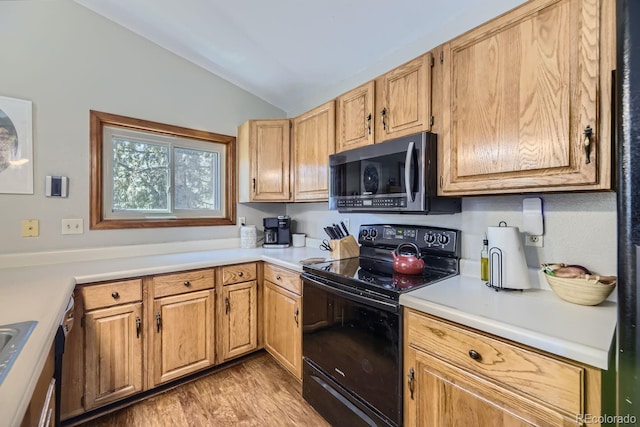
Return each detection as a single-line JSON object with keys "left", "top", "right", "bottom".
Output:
{"left": 329, "top": 235, "right": 360, "bottom": 259}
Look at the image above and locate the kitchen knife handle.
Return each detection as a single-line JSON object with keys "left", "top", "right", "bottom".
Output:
{"left": 340, "top": 221, "right": 349, "bottom": 236}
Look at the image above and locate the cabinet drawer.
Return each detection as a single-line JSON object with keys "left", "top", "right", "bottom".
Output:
{"left": 264, "top": 264, "right": 301, "bottom": 295}
{"left": 81, "top": 279, "right": 142, "bottom": 311}
{"left": 152, "top": 268, "right": 214, "bottom": 298}
{"left": 221, "top": 263, "right": 257, "bottom": 285}
{"left": 406, "top": 309, "right": 584, "bottom": 415}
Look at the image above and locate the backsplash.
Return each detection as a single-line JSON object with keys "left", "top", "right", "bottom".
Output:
{"left": 286, "top": 191, "right": 617, "bottom": 277}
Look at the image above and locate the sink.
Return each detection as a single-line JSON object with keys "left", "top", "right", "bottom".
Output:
{"left": 0, "top": 321, "right": 37, "bottom": 385}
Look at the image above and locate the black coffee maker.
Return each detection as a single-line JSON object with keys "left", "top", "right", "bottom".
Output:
{"left": 263, "top": 216, "right": 291, "bottom": 248}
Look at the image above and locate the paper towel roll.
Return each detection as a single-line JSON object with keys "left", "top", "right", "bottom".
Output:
{"left": 487, "top": 224, "right": 531, "bottom": 290}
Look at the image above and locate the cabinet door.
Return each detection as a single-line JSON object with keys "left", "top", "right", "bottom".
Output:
{"left": 336, "top": 81, "right": 375, "bottom": 152}
{"left": 440, "top": 0, "right": 607, "bottom": 195}
{"left": 292, "top": 100, "right": 336, "bottom": 201}
{"left": 220, "top": 281, "right": 258, "bottom": 361}
{"left": 151, "top": 289, "right": 214, "bottom": 386}
{"left": 404, "top": 347, "right": 571, "bottom": 426}
{"left": 238, "top": 119, "right": 291, "bottom": 202}
{"left": 263, "top": 281, "right": 301, "bottom": 379}
{"left": 375, "top": 53, "right": 432, "bottom": 142}
{"left": 84, "top": 303, "right": 143, "bottom": 410}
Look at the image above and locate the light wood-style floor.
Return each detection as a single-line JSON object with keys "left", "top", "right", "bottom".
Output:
{"left": 80, "top": 353, "right": 330, "bottom": 427}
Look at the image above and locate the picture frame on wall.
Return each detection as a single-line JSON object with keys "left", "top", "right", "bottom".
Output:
{"left": 0, "top": 95, "right": 33, "bottom": 194}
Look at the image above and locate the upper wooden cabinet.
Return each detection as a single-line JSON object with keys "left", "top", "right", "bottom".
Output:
{"left": 375, "top": 53, "right": 432, "bottom": 143}
{"left": 238, "top": 119, "right": 291, "bottom": 202}
{"left": 438, "top": 0, "right": 614, "bottom": 195}
{"left": 292, "top": 100, "right": 336, "bottom": 201}
{"left": 336, "top": 81, "right": 375, "bottom": 152}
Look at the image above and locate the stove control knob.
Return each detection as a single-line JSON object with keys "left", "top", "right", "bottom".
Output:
{"left": 370, "top": 229, "right": 378, "bottom": 239}
{"left": 425, "top": 233, "right": 436, "bottom": 244}
{"left": 361, "top": 229, "right": 369, "bottom": 238}
{"left": 438, "top": 234, "right": 450, "bottom": 245}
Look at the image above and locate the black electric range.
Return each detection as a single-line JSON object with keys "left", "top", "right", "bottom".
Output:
{"left": 301, "top": 224, "right": 460, "bottom": 427}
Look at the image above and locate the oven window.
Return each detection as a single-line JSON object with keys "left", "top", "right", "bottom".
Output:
{"left": 302, "top": 279, "right": 400, "bottom": 424}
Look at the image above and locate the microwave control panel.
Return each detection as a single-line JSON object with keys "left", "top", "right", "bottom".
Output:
{"left": 337, "top": 197, "right": 407, "bottom": 209}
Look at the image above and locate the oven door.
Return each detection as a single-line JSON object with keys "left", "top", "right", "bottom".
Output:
{"left": 328, "top": 132, "right": 428, "bottom": 212}
{"left": 302, "top": 274, "right": 401, "bottom": 426}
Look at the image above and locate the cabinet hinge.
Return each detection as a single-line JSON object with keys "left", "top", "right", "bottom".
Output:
{"left": 429, "top": 116, "right": 434, "bottom": 127}
{"left": 440, "top": 51, "right": 444, "bottom": 64}
{"left": 430, "top": 55, "right": 434, "bottom": 68}
{"left": 80, "top": 316, "right": 85, "bottom": 328}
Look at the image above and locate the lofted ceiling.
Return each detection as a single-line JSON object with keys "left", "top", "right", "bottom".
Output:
{"left": 74, "top": 0, "right": 526, "bottom": 113}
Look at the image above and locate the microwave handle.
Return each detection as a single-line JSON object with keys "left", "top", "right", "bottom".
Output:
{"left": 404, "top": 141, "right": 415, "bottom": 202}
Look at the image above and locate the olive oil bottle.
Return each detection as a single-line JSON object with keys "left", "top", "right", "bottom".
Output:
{"left": 480, "top": 237, "right": 489, "bottom": 282}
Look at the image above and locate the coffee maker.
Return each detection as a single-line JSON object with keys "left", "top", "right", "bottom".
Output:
{"left": 263, "top": 216, "right": 292, "bottom": 248}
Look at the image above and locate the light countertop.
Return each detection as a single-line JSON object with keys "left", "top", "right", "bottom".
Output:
{"left": 400, "top": 274, "right": 616, "bottom": 370}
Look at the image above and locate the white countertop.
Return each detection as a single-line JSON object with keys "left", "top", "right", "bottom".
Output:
{"left": 400, "top": 274, "right": 616, "bottom": 370}
{"left": 0, "top": 244, "right": 327, "bottom": 427}
{"left": 1, "top": 243, "right": 617, "bottom": 427}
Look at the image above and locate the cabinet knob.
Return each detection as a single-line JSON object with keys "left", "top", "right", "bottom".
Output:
{"left": 468, "top": 349, "right": 482, "bottom": 361}
{"left": 238, "top": 271, "right": 244, "bottom": 277}
{"left": 183, "top": 280, "right": 191, "bottom": 287}
{"left": 111, "top": 291, "right": 120, "bottom": 299}
{"left": 276, "top": 275, "right": 282, "bottom": 281}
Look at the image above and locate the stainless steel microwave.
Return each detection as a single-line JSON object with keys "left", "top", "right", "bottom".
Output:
{"left": 328, "top": 132, "right": 461, "bottom": 214}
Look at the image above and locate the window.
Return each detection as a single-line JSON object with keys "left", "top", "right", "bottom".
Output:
{"left": 90, "top": 110, "right": 236, "bottom": 229}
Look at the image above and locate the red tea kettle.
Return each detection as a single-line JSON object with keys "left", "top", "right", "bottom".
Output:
{"left": 392, "top": 242, "right": 425, "bottom": 275}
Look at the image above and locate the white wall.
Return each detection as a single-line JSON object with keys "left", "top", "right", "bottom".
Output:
{"left": 287, "top": 192, "right": 618, "bottom": 277}
{"left": 0, "top": 1, "right": 285, "bottom": 254}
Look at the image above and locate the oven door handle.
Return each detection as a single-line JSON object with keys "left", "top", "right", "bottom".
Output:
{"left": 404, "top": 141, "right": 416, "bottom": 202}
{"left": 302, "top": 274, "right": 399, "bottom": 313}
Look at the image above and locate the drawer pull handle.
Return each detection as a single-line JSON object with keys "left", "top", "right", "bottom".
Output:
{"left": 276, "top": 275, "right": 282, "bottom": 281}
{"left": 156, "top": 312, "right": 162, "bottom": 333}
{"left": 111, "top": 291, "right": 120, "bottom": 299}
{"left": 468, "top": 349, "right": 482, "bottom": 361}
{"left": 225, "top": 297, "right": 230, "bottom": 315}
{"left": 238, "top": 271, "right": 244, "bottom": 277}
{"left": 294, "top": 307, "right": 299, "bottom": 326}
{"left": 183, "top": 280, "right": 191, "bottom": 287}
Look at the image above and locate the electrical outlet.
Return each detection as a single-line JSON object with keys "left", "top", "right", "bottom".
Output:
{"left": 238, "top": 216, "right": 246, "bottom": 226}
{"left": 525, "top": 235, "right": 544, "bottom": 247}
{"left": 61, "top": 218, "right": 83, "bottom": 235}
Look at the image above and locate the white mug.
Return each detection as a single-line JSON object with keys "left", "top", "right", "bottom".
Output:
{"left": 292, "top": 233, "right": 306, "bottom": 247}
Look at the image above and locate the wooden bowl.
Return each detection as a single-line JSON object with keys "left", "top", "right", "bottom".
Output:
{"left": 541, "top": 264, "right": 616, "bottom": 306}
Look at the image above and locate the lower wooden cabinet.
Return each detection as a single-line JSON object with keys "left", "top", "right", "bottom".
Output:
{"left": 84, "top": 302, "right": 143, "bottom": 409}
{"left": 263, "top": 277, "right": 301, "bottom": 379}
{"left": 150, "top": 289, "right": 215, "bottom": 386}
{"left": 404, "top": 308, "right": 602, "bottom": 426}
{"left": 220, "top": 280, "right": 258, "bottom": 361}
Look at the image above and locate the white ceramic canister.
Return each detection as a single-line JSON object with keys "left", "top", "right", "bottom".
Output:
{"left": 240, "top": 225, "right": 257, "bottom": 249}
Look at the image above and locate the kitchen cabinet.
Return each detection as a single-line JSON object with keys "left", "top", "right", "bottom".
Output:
{"left": 438, "top": 0, "right": 615, "bottom": 195}
{"left": 336, "top": 81, "right": 375, "bottom": 152}
{"left": 238, "top": 119, "right": 292, "bottom": 202}
{"left": 292, "top": 100, "right": 336, "bottom": 201}
{"left": 404, "top": 308, "right": 602, "bottom": 426}
{"left": 81, "top": 279, "right": 144, "bottom": 410}
{"left": 374, "top": 53, "right": 432, "bottom": 143}
{"left": 218, "top": 263, "right": 258, "bottom": 362}
{"left": 20, "top": 346, "right": 55, "bottom": 427}
{"left": 148, "top": 269, "right": 215, "bottom": 387}
{"left": 263, "top": 264, "right": 302, "bottom": 379}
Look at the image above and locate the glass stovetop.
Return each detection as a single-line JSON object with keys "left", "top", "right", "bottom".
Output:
{"left": 302, "top": 256, "right": 455, "bottom": 300}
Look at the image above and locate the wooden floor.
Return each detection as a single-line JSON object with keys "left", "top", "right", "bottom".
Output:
{"left": 80, "top": 353, "right": 330, "bottom": 427}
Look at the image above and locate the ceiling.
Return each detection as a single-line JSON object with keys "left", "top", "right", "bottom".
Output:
{"left": 74, "top": 0, "right": 525, "bottom": 113}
